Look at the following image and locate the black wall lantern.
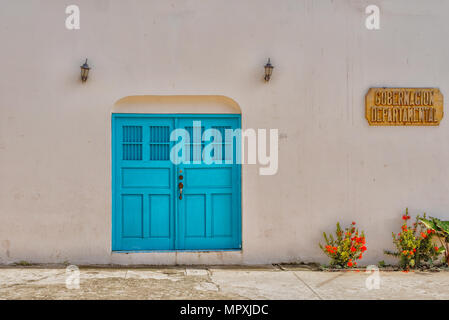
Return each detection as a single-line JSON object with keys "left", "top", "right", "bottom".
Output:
{"left": 264, "top": 58, "right": 274, "bottom": 82}
{"left": 80, "top": 59, "right": 91, "bottom": 82}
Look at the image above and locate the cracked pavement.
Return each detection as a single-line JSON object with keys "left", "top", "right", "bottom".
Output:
{"left": 0, "top": 265, "right": 449, "bottom": 299}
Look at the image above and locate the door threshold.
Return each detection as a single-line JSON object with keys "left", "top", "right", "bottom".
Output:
{"left": 112, "top": 249, "right": 242, "bottom": 253}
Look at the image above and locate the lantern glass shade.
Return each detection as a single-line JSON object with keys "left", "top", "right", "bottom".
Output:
{"left": 264, "top": 58, "right": 273, "bottom": 82}
{"left": 80, "top": 59, "right": 90, "bottom": 82}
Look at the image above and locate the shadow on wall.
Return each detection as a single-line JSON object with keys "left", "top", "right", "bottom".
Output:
{"left": 113, "top": 95, "right": 241, "bottom": 114}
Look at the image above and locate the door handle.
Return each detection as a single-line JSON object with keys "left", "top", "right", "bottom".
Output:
{"left": 178, "top": 182, "right": 184, "bottom": 200}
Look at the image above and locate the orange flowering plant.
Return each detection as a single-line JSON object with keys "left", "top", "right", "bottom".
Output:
{"left": 319, "top": 221, "right": 366, "bottom": 268}
{"left": 384, "top": 209, "right": 442, "bottom": 269}
{"left": 419, "top": 216, "right": 449, "bottom": 265}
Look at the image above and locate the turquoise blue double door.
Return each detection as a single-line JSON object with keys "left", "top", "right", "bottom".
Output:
{"left": 112, "top": 114, "right": 241, "bottom": 251}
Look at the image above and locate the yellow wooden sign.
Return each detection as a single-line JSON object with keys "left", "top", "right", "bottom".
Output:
{"left": 365, "top": 88, "right": 443, "bottom": 126}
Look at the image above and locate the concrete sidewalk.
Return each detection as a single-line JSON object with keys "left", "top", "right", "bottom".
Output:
{"left": 0, "top": 265, "right": 448, "bottom": 300}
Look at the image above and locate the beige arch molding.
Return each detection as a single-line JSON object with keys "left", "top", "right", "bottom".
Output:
{"left": 113, "top": 95, "right": 241, "bottom": 114}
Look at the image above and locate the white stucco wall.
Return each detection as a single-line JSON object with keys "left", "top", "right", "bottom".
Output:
{"left": 1, "top": 0, "right": 449, "bottom": 265}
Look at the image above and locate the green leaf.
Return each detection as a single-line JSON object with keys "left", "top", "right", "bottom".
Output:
{"left": 323, "top": 232, "right": 329, "bottom": 244}
{"left": 419, "top": 218, "right": 438, "bottom": 230}
{"left": 384, "top": 249, "right": 400, "bottom": 257}
{"left": 435, "top": 219, "right": 449, "bottom": 235}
